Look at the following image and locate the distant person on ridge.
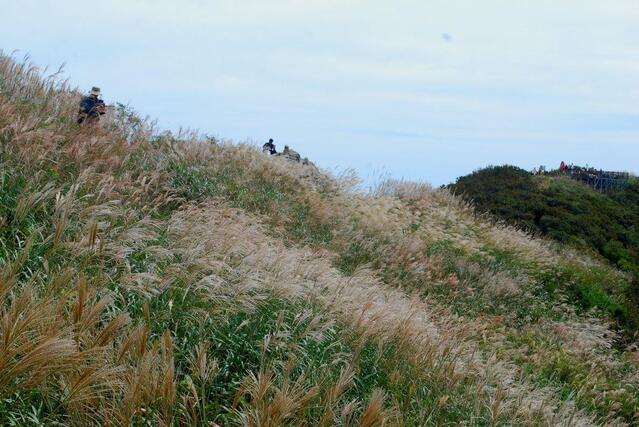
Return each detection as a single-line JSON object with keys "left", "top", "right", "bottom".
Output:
{"left": 77, "top": 86, "right": 106, "bottom": 125}
{"left": 280, "top": 145, "right": 301, "bottom": 162}
{"left": 262, "top": 138, "right": 277, "bottom": 155}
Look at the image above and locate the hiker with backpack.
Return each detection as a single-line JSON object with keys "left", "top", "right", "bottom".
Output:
{"left": 77, "top": 86, "right": 106, "bottom": 125}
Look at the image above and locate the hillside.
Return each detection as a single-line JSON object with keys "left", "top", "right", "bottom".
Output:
{"left": 1, "top": 53, "right": 638, "bottom": 426}
{"left": 449, "top": 166, "right": 639, "bottom": 338}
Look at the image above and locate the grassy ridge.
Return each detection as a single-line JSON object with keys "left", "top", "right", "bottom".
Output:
{"left": 1, "top": 53, "right": 638, "bottom": 425}
{"left": 0, "top": 54, "right": 509, "bottom": 425}
{"left": 450, "top": 165, "right": 639, "bottom": 339}
{"left": 449, "top": 166, "right": 639, "bottom": 270}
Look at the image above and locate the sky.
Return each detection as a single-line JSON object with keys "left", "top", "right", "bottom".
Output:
{"left": 1, "top": 0, "right": 638, "bottom": 186}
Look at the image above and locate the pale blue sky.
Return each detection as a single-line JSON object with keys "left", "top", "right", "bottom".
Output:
{"left": 2, "top": 0, "right": 637, "bottom": 185}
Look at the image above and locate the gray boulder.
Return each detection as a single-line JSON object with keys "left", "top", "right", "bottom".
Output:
{"left": 276, "top": 145, "right": 301, "bottom": 162}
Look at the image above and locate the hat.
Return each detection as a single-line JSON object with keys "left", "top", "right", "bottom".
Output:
{"left": 90, "top": 86, "right": 101, "bottom": 96}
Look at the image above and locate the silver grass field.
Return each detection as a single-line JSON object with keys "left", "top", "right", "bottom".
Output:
{"left": 0, "top": 53, "right": 637, "bottom": 426}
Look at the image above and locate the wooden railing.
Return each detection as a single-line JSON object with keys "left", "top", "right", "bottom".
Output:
{"left": 567, "top": 168, "right": 630, "bottom": 192}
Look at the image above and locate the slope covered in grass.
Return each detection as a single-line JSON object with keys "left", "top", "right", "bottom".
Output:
{"left": 1, "top": 54, "right": 638, "bottom": 425}
{"left": 449, "top": 166, "right": 639, "bottom": 269}
{"left": 449, "top": 165, "right": 639, "bottom": 339}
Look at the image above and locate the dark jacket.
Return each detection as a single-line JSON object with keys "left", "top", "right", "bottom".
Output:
{"left": 78, "top": 96, "right": 105, "bottom": 123}
{"left": 80, "top": 96, "right": 105, "bottom": 114}
{"left": 262, "top": 142, "right": 276, "bottom": 155}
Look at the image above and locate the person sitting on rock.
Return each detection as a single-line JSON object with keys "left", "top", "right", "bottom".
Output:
{"left": 262, "top": 138, "right": 277, "bottom": 155}
{"left": 280, "top": 145, "right": 301, "bottom": 162}
{"left": 77, "top": 86, "right": 106, "bottom": 125}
